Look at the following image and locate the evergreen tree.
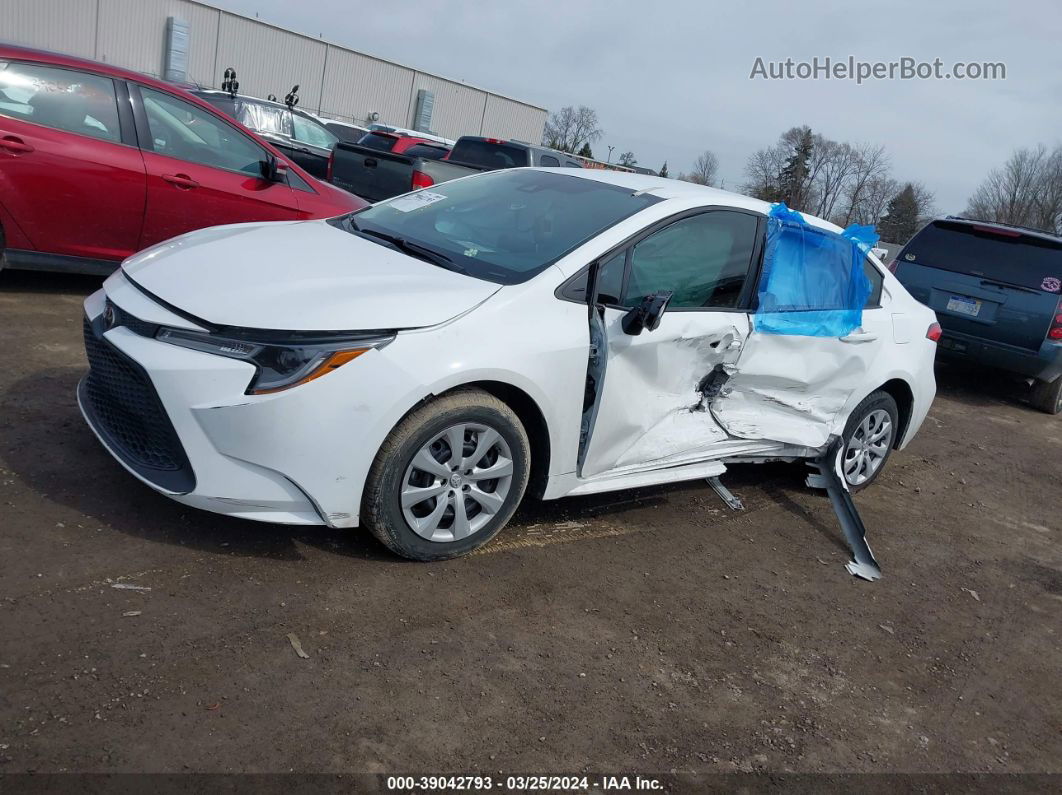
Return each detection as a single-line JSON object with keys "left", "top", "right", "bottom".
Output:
{"left": 577, "top": 142, "right": 594, "bottom": 159}
{"left": 778, "top": 126, "right": 814, "bottom": 208}
{"left": 878, "top": 183, "right": 920, "bottom": 242}
{"left": 659, "top": 161, "right": 669, "bottom": 178}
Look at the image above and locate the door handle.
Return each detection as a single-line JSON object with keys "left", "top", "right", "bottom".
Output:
{"left": 840, "top": 331, "right": 879, "bottom": 344}
{"left": 162, "top": 173, "right": 199, "bottom": 189}
{"left": 364, "top": 157, "right": 377, "bottom": 168}
{"left": 0, "top": 136, "right": 34, "bottom": 154}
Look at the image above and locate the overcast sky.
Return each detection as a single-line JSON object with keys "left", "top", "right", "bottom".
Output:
{"left": 220, "top": 0, "right": 1061, "bottom": 213}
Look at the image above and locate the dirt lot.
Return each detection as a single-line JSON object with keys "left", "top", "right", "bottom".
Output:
{"left": 0, "top": 270, "right": 1060, "bottom": 777}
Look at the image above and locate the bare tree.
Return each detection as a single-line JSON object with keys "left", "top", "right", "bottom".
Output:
{"left": 838, "top": 144, "right": 890, "bottom": 226}
{"left": 617, "top": 151, "right": 637, "bottom": 168}
{"left": 857, "top": 176, "right": 901, "bottom": 228}
{"left": 680, "top": 150, "right": 719, "bottom": 186}
{"left": 739, "top": 124, "right": 938, "bottom": 234}
{"left": 741, "top": 146, "right": 786, "bottom": 200}
{"left": 811, "top": 139, "right": 858, "bottom": 219}
{"left": 965, "top": 145, "right": 1062, "bottom": 234}
{"left": 910, "top": 181, "right": 937, "bottom": 228}
{"left": 542, "top": 106, "right": 603, "bottom": 154}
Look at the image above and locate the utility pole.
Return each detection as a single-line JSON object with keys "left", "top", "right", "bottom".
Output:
{"left": 606, "top": 145, "right": 615, "bottom": 164}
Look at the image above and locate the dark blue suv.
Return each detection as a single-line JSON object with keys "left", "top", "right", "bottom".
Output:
{"left": 894, "top": 218, "right": 1062, "bottom": 414}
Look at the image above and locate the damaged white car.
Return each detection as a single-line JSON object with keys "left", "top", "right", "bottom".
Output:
{"left": 79, "top": 168, "right": 938, "bottom": 562}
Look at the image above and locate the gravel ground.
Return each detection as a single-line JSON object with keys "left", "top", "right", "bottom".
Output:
{"left": 0, "top": 270, "right": 1059, "bottom": 777}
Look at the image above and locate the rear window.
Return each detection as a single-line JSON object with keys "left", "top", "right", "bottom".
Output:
{"left": 324, "top": 122, "right": 367, "bottom": 143}
{"left": 403, "top": 143, "right": 449, "bottom": 160}
{"left": 903, "top": 221, "right": 1062, "bottom": 292}
{"left": 357, "top": 132, "right": 399, "bottom": 152}
{"left": 449, "top": 140, "right": 528, "bottom": 169}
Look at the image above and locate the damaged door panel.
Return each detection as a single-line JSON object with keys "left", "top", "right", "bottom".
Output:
{"left": 580, "top": 308, "right": 748, "bottom": 478}
{"left": 578, "top": 208, "right": 763, "bottom": 479}
{"left": 711, "top": 204, "right": 887, "bottom": 448}
{"left": 710, "top": 319, "right": 887, "bottom": 447}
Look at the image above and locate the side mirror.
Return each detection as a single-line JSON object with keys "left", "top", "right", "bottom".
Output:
{"left": 260, "top": 154, "right": 289, "bottom": 183}
{"left": 622, "top": 291, "right": 673, "bottom": 335}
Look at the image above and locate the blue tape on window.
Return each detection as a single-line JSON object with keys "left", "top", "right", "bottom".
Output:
{"left": 754, "top": 203, "right": 877, "bottom": 337}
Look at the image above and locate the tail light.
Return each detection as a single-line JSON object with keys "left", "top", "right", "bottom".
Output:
{"left": 1049, "top": 300, "right": 1062, "bottom": 341}
{"left": 326, "top": 150, "right": 334, "bottom": 182}
{"left": 411, "top": 169, "right": 434, "bottom": 189}
{"left": 926, "top": 322, "right": 943, "bottom": 342}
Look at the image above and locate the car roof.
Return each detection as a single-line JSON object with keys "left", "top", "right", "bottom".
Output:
{"left": 321, "top": 119, "right": 366, "bottom": 130}
{"left": 193, "top": 89, "right": 323, "bottom": 121}
{"left": 528, "top": 167, "right": 842, "bottom": 233}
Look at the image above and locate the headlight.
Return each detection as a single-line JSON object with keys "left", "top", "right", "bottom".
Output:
{"left": 156, "top": 327, "right": 393, "bottom": 394}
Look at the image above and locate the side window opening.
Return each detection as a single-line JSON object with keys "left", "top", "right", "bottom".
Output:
{"left": 0, "top": 61, "right": 121, "bottom": 143}
{"left": 139, "top": 87, "right": 265, "bottom": 176}
{"left": 625, "top": 212, "right": 758, "bottom": 309}
{"left": 864, "top": 258, "right": 884, "bottom": 308}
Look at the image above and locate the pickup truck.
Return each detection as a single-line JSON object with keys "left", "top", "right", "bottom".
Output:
{"left": 329, "top": 135, "right": 582, "bottom": 203}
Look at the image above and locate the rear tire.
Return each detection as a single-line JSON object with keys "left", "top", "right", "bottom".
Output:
{"left": 840, "top": 390, "right": 898, "bottom": 492}
{"left": 362, "top": 389, "right": 530, "bottom": 560}
{"left": 1030, "top": 376, "right": 1062, "bottom": 415}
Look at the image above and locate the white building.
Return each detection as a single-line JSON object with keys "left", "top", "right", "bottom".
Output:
{"left": 1, "top": 0, "right": 548, "bottom": 143}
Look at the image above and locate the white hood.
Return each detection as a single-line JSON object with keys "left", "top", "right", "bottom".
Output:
{"left": 122, "top": 220, "right": 501, "bottom": 331}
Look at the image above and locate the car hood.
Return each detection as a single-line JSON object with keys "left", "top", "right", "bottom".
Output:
{"left": 122, "top": 220, "right": 501, "bottom": 331}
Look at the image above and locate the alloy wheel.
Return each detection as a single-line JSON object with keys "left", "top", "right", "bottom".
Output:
{"left": 843, "top": 409, "right": 893, "bottom": 487}
{"left": 400, "top": 423, "right": 514, "bottom": 542}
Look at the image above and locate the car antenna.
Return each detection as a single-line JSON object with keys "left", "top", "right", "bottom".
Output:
{"left": 221, "top": 67, "right": 239, "bottom": 99}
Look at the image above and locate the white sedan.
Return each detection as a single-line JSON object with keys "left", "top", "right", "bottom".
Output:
{"left": 78, "top": 169, "right": 938, "bottom": 560}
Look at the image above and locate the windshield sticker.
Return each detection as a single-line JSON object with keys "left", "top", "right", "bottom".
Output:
{"left": 388, "top": 191, "right": 447, "bottom": 213}
{"left": 1042, "top": 276, "right": 1061, "bottom": 293}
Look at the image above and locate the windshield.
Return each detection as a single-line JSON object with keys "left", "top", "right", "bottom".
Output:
{"left": 291, "top": 113, "right": 338, "bottom": 149}
{"left": 332, "top": 169, "right": 662, "bottom": 284}
{"left": 904, "top": 221, "right": 1062, "bottom": 292}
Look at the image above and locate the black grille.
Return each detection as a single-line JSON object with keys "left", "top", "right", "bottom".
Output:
{"left": 80, "top": 316, "right": 195, "bottom": 493}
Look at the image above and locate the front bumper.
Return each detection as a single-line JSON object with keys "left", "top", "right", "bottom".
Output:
{"left": 937, "top": 329, "right": 1062, "bottom": 382}
{"left": 78, "top": 283, "right": 425, "bottom": 528}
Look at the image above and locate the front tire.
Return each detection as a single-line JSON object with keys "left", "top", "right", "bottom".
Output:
{"left": 1030, "top": 376, "right": 1062, "bottom": 415}
{"left": 840, "top": 390, "right": 898, "bottom": 492}
{"left": 362, "top": 389, "right": 530, "bottom": 560}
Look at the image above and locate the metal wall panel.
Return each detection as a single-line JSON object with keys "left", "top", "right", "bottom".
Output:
{"left": 214, "top": 12, "right": 326, "bottom": 110}
{"left": 481, "top": 94, "right": 548, "bottom": 143}
{"left": 407, "top": 73, "right": 488, "bottom": 140}
{"left": 96, "top": 0, "right": 218, "bottom": 81}
{"left": 0, "top": 0, "right": 548, "bottom": 143}
{"left": 1, "top": 0, "right": 97, "bottom": 59}
{"left": 319, "top": 46, "right": 414, "bottom": 125}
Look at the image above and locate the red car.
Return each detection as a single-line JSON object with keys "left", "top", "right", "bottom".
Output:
{"left": 0, "top": 44, "right": 366, "bottom": 276}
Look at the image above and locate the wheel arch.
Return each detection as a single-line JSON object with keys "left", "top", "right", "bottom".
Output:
{"left": 875, "top": 378, "right": 915, "bottom": 449}
{"left": 439, "top": 380, "right": 552, "bottom": 499}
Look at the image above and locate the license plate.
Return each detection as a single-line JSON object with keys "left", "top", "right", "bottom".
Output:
{"left": 946, "top": 295, "right": 982, "bottom": 317}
